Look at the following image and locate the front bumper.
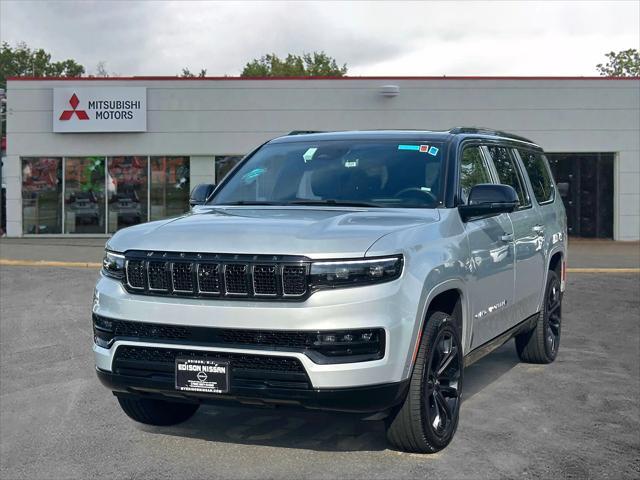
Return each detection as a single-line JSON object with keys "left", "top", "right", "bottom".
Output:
{"left": 93, "top": 272, "right": 418, "bottom": 409}
{"left": 97, "top": 367, "right": 409, "bottom": 413}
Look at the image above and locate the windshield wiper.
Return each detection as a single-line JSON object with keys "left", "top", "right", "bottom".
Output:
{"left": 288, "top": 199, "right": 381, "bottom": 208}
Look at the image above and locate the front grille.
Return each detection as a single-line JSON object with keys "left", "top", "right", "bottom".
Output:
{"left": 113, "top": 346, "right": 310, "bottom": 390}
{"left": 219, "top": 329, "right": 313, "bottom": 348}
{"left": 112, "top": 319, "right": 191, "bottom": 341}
{"left": 123, "top": 251, "right": 309, "bottom": 300}
{"left": 197, "top": 264, "right": 220, "bottom": 294}
{"left": 148, "top": 261, "right": 169, "bottom": 291}
{"left": 126, "top": 260, "right": 146, "bottom": 289}
{"left": 224, "top": 264, "right": 248, "bottom": 295}
{"left": 171, "top": 262, "right": 194, "bottom": 292}
{"left": 115, "top": 346, "right": 305, "bottom": 372}
{"left": 93, "top": 316, "right": 385, "bottom": 365}
{"left": 283, "top": 265, "right": 307, "bottom": 296}
{"left": 253, "top": 265, "right": 278, "bottom": 296}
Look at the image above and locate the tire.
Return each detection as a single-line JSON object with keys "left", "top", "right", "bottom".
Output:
{"left": 515, "top": 269, "right": 562, "bottom": 364}
{"left": 385, "top": 311, "right": 463, "bottom": 453}
{"left": 117, "top": 396, "right": 199, "bottom": 426}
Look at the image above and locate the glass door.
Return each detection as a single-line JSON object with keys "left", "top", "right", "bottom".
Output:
{"left": 64, "top": 157, "right": 106, "bottom": 233}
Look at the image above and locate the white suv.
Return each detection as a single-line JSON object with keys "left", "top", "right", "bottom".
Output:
{"left": 94, "top": 128, "right": 567, "bottom": 452}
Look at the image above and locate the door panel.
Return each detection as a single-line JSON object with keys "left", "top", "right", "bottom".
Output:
{"left": 466, "top": 214, "right": 515, "bottom": 349}
{"left": 458, "top": 145, "right": 516, "bottom": 349}
{"left": 484, "top": 145, "right": 545, "bottom": 323}
{"left": 508, "top": 208, "right": 545, "bottom": 320}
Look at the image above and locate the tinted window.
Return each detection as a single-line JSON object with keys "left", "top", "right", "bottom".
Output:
{"left": 518, "top": 149, "right": 554, "bottom": 204}
{"left": 212, "top": 140, "right": 445, "bottom": 208}
{"left": 487, "top": 146, "right": 530, "bottom": 208}
{"left": 459, "top": 146, "right": 492, "bottom": 204}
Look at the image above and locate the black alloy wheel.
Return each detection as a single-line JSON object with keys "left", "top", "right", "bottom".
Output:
{"left": 424, "top": 329, "right": 461, "bottom": 440}
{"left": 516, "top": 269, "right": 563, "bottom": 364}
{"left": 545, "top": 274, "right": 562, "bottom": 357}
{"left": 386, "top": 311, "right": 464, "bottom": 453}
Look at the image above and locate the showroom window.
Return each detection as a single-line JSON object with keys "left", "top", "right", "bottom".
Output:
{"left": 21, "top": 156, "right": 190, "bottom": 234}
{"left": 21, "top": 157, "right": 63, "bottom": 234}
{"left": 150, "top": 156, "right": 190, "bottom": 221}
{"left": 107, "top": 156, "right": 148, "bottom": 233}
{"left": 215, "top": 155, "right": 244, "bottom": 183}
{"left": 64, "top": 157, "right": 106, "bottom": 234}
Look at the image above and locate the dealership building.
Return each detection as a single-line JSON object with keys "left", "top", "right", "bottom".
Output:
{"left": 2, "top": 76, "right": 639, "bottom": 240}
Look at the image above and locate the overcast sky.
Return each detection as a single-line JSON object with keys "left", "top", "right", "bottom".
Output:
{"left": 1, "top": 0, "right": 638, "bottom": 77}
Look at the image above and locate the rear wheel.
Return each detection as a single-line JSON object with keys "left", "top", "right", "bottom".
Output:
{"left": 516, "top": 269, "right": 562, "bottom": 364}
{"left": 117, "top": 396, "right": 199, "bottom": 426}
{"left": 385, "top": 311, "right": 463, "bottom": 453}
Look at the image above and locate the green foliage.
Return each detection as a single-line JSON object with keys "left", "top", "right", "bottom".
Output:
{"left": 596, "top": 49, "right": 640, "bottom": 77}
{"left": 241, "top": 52, "right": 347, "bottom": 77}
{"left": 180, "top": 68, "right": 207, "bottom": 78}
{"left": 0, "top": 41, "right": 85, "bottom": 88}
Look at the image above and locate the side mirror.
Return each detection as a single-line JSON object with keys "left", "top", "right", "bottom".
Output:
{"left": 189, "top": 183, "right": 216, "bottom": 207}
{"left": 459, "top": 184, "right": 519, "bottom": 222}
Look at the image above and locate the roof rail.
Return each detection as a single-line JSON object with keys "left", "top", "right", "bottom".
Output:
{"left": 448, "top": 127, "right": 535, "bottom": 144}
{"left": 287, "top": 130, "right": 325, "bottom": 136}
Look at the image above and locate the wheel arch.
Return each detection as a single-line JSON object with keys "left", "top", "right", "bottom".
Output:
{"left": 403, "top": 279, "right": 469, "bottom": 380}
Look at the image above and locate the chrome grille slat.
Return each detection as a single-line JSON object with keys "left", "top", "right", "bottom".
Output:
{"left": 124, "top": 253, "right": 308, "bottom": 300}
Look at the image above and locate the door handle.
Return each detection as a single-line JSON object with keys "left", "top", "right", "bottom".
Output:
{"left": 532, "top": 225, "right": 545, "bottom": 237}
{"left": 501, "top": 232, "right": 514, "bottom": 242}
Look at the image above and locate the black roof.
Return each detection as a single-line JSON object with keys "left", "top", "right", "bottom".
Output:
{"left": 271, "top": 127, "right": 539, "bottom": 147}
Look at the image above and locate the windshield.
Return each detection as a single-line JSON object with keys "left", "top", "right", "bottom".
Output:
{"left": 211, "top": 140, "right": 445, "bottom": 208}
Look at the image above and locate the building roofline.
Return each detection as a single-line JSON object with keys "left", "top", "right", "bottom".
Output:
{"left": 6, "top": 75, "right": 640, "bottom": 82}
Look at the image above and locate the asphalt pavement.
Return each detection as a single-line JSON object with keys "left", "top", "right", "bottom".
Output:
{"left": 0, "top": 264, "right": 638, "bottom": 479}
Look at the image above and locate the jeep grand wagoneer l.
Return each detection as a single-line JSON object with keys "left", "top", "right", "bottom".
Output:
{"left": 94, "top": 128, "right": 567, "bottom": 453}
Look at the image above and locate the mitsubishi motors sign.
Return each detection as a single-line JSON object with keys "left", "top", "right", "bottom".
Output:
{"left": 53, "top": 87, "right": 146, "bottom": 132}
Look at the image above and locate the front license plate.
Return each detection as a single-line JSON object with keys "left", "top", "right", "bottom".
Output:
{"left": 175, "top": 357, "right": 229, "bottom": 394}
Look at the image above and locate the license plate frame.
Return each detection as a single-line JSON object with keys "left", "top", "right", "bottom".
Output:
{"left": 175, "top": 357, "right": 229, "bottom": 394}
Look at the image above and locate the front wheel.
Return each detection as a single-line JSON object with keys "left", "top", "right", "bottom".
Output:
{"left": 385, "top": 311, "right": 463, "bottom": 453}
{"left": 515, "top": 269, "right": 562, "bottom": 364}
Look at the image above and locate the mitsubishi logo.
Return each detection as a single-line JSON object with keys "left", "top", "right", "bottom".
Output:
{"left": 59, "top": 93, "right": 89, "bottom": 121}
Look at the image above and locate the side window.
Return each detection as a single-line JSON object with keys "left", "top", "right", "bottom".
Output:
{"left": 486, "top": 145, "right": 531, "bottom": 208}
{"left": 459, "top": 146, "right": 492, "bottom": 204}
{"left": 518, "top": 149, "right": 554, "bottom": 204}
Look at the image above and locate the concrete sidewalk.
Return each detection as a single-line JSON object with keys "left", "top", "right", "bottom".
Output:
{"left": 0, "top": 237, "right": 639, "bottom": 269}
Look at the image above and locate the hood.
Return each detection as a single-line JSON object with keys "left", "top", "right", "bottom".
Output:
{"left": 107, "top": 206, "right": 439, "bottom": 258}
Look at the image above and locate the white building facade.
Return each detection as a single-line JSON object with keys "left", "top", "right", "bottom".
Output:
{"left": 3, "top": 76, "right": 639, "bottom": 240}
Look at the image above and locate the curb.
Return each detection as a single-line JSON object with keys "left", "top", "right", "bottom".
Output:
{"left": 1, "top": 258, "right": 638, "bottom": 273}
{"left": 566, "top": 267, "right": 640, "bottom": 273}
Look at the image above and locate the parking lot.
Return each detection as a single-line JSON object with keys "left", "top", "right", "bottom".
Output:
{"left": 0, "top": 262, "right": 638, "bottom": 479}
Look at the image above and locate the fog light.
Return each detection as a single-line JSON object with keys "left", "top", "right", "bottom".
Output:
{"left": 92, "top": 314, "right": 115, "bottom": 348}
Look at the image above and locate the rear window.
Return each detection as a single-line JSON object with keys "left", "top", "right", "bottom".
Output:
{"left": 518, "top": 149, "right": 555, "bottom": 204}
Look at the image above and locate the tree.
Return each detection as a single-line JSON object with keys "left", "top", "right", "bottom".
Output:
{"left": 95, "top": 61, "right": 109, "bottom": 77}
{"left": 180, "top": 68, "right": 207, "bottom": 78}
{"left": 596, "top": 49, "right": 640, "bottom": 77}
{"left": 241, "top": 52, "right": 347, "bottom": 77}
{"left": 0, "top": 42, "right": 85, "bottom": 88}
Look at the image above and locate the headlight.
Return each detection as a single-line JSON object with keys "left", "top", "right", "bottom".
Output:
{"left": 102, "top": 250, "right": 125, "bottom": 280}
{"left": 310, "top": 255, "right": 403, "bottom": 289}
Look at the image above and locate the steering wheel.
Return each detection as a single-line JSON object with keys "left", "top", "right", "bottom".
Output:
{"left": 394, "top": 188, "right": 437, "bottom": 206}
